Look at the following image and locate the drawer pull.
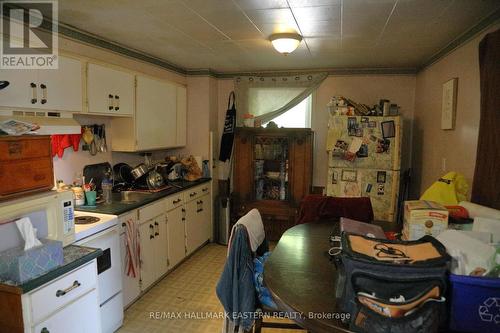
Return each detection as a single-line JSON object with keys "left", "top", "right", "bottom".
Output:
{"left": 122, "top": 222, "right": 126, "bottom": 227}
{"left": 202, "top": 188, "right": 208, "bottom": 192}
{"left": 55, "top": 280, "right": 81, "bottom": 297}
{"left": 41, "top": 328, "right": 50, "bottom": 333}
{"left": 197, "top": 208, "right": 203, "bottom": 213}
{"left": 173, "top": 198, "right": 181, "bottom": 204}
{"left": 8, "top": 142, "right": 22, "bottom": 155}
{"left": 190, "top": 192, "right": 197, "bottom": 197}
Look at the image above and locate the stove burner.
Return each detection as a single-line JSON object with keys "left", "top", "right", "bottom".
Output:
{"left": 75, "top": 216, "right": 101, "bottom": 225}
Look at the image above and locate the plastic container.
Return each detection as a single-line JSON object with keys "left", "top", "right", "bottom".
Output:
{"left": 101, "top": 179, "right": 112, "bottom": 204}
{"left": 448, "top": 273, "right": 500, "bottom": 332}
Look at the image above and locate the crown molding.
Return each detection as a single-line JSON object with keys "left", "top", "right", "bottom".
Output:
{"left": 418, "top": 8, "right": 500, "bottom": 71}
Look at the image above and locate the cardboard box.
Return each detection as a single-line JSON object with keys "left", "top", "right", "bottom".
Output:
{"left": 403, "top": 200, "right": 449, "bottom": 240}
{"left": 0, "top": 239, "right": 63, "bottom": 284}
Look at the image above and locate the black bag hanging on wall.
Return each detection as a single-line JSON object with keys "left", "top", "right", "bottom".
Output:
{"left": 219, "top": 91, "right": 236, "bottom": 162}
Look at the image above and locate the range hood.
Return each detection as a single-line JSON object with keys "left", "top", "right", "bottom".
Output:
{"left": 0, "top": 110, "right": 81, "bottom": 135}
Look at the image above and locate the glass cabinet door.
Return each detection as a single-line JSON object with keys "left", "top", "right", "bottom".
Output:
{"left": 254, "top": 136, "right": 289, "bottom": 201}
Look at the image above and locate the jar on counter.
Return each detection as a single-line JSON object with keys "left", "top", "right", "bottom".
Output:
{"left": 72, "top": 186, "right": 85, "bottom": 206}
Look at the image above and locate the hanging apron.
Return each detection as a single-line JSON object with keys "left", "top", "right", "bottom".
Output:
{"left": 219, "top": 91, "right": 236, "bottom": 162}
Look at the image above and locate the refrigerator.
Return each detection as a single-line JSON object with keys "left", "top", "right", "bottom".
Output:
{"left": 326, "top": 115, "right": 402, "bottom": 222}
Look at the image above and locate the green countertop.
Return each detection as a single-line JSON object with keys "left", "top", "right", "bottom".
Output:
{"left": 0, "top": 245, "right": 102, "bottom": 294}
{"left": 76, "top": 178, "right": 211, "bottom": 215}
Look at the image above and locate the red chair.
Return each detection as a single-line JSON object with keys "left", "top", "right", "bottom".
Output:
{"left": 297, "top": 195, "right": 374, "bottom": 224}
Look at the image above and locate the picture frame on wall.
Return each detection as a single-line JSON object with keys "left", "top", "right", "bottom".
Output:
{"left": 441, "top": 78, "right": 458, "bottom": 130}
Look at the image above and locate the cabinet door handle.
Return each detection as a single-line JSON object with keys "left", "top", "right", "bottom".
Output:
{"left": 190, "top": 192, "right": 197, "bottom": 197}
{"left": 197, "top": 208, "right": 203, "bottom": 213}
{"left": 56, "top": 280, "right": 81, "bottom": 297}
{"left": 154, "top": 221, "right": 159, "bottom": 236}
{"left": 173, "top": 198, "right": 181, "bottom": 204}
{"left": 41, "top": 328, "right": 50, "bottom": 333}
{"left": 122, "top": 222, "right": 126, "bottom": 227}
{"left": 30, "top": 82, "right": 37, "bottom": 104}
{"left": 149, "top": 224, "right": 154, "bottom": 239}
{"left": 40, "top": 83, "right": 47, "bottom": 104}
{"left": 108, "top": 94, "right": 113, "bottom": 110}
{"left": 202, "top": 188, "right": 208, "bottom": 192}
{"left": 114, "top": 95, "right": 120, "bottom": 111}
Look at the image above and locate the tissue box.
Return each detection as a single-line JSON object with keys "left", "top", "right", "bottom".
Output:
{"left": 403, "top": 200, "right": 449, "bottom": 240}
{"left": 0, "top": 239, "right": 63, "bottom": 284}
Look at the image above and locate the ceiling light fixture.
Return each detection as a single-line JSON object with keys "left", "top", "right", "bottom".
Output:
{"left": 269, "top": 33, "right": 302, "bottom": 55}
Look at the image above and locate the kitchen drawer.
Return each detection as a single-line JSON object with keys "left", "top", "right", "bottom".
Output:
{"left": 138, "top": 199, "right": 165, "bottom": 223}
{"left": 0, "top": 136, "right": 51, "bottom": 161}
{"left": 33, "top": 288, "right": 101, "bottom": 333}
{"left": 165, "top": 192, "right": 184, "bottom": 211}
{"left": 29, "top": 261, "right": 98, "bottom": 324}
{"left": 184, "top": 184, "right": 210, "bottom": 202}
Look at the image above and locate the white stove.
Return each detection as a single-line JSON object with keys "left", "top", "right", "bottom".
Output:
{"left": 74, "top": 211, "right": 118, "bottom": 241}
{"left": 74, "top": 210, "right": 123, "bottom": 333}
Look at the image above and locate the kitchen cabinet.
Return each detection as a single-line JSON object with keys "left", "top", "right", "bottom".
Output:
{"left": 87, "top": 63, "right": 134, "bottom": 116}
{"left": 184, "top": 184, "right": 211, "bottom": 255}
{"left": 139, "top": 214, "right": 167, "bottom": 291}
{"left": 110, "top": 75, "right": 187, "bottom": 151}
{"left": 135, "top": 76, "right": 177, "bottom": 150}
{"left": 0, "top": 56, "right": 82, "bottom": 112}
{"left": 33, "top": 289, "right": 101, "bottom": 333}
{"left": 0, "top": 260, "right": 102, "bottom": 333}
{"left": 176, "top": 85, "right": 187, "bottom": 146}
{"left": 119, "top": 211, "right": 141, "bottom": 308}
{"left": 166, "top": 205, "right": 186, "bottom": 269}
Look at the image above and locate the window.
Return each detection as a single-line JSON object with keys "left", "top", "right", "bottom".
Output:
{"left": 263, "top": 94, "right": 312, "bottom": 128}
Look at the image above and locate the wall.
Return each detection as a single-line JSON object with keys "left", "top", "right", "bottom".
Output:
{"left": 412, "top": 23, "right": 500, "bottom": 198}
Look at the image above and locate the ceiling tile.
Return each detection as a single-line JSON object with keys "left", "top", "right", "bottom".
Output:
{"left": 233, "top": 0, "right": 289, "bottom": 10}
{"left": 292, "top": 5, "right": 341, "bottom": 22}
{"left": 289, "top": 0, "right": 341, "bottom": 7}
{"left": 299, "top": 20, "right": 341, "bottom": 37}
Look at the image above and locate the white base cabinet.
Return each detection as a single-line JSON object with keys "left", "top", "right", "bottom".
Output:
{"left": 118, "top": 182, "right": 212, "bottom": 308}
{"left": 22, "top": 260, "right": 101, "bottom": 333}
{"left": 166, "top": 205, "right": 187, "bottom": 269}
{"left": 33, "top": 289, "right": 101, "bottom": 333}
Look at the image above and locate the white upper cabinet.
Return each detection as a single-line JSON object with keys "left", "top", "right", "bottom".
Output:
{"left": 110, "top": 75, "right": 187, "bottom": 152}
{"left": 0, "top": 55, "right": 83, "bottom": 112}
{"left": 87, "top": 63, "right": 134, "bottom": 116}
{"left": 38, "top": 56, "right": 83, "bottom": 112}
{"left": 176, "top": 85, "right": 187, "bottom": 147}
{"left": 135, "top": 76, "right": 177, "bottom": 150}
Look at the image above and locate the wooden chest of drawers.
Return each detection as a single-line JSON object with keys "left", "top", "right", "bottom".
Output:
{"left": 0, "top": 135, "right": 54, "bottom": 200}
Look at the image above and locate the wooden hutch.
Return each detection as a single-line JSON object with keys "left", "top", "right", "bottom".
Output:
{"left": 231, "top": 127, "right": 313, "bottom": 241}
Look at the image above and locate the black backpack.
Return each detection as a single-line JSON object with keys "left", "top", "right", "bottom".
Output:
{"left": 336, "top": 233, "right": 450, "bottom": 333}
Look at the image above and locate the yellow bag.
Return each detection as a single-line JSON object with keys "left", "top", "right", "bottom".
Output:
{"left": 420, "top": 172, "right": 469, "bottom": 205}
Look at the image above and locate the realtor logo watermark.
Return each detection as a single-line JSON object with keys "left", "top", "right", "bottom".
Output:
{"left": 0, "top": 0, "right": 58, "bottom": 69}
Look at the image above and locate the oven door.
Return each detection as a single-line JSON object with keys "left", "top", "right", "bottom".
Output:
{"left": 76, "top": 225, "right": 122, "bottom": 305}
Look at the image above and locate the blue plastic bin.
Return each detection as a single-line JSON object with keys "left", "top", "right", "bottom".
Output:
{"left": 449, "top": 273, "right": 500, "bottom": 332}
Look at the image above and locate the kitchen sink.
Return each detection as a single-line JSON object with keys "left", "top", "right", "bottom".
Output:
{"left": 119, "top": 191, "right": 152, "bottom": 204}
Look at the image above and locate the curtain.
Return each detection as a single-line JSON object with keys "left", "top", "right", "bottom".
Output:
{"left": 234, "top": 72, "right": 327, "bottom": 125}
{"left": 471, "top": 29, "right": 500, "bottom": 209}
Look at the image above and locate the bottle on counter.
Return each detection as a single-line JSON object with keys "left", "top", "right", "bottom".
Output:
{"left": 101, "top": 179, "right": 113, "bottom": 204}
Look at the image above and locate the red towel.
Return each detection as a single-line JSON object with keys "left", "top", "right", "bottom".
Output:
{"left": 297, "top": 195, "right": 374, "bottom": 224}
{"left": 51, "top": 134, "right": 82, "bottom": 158}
